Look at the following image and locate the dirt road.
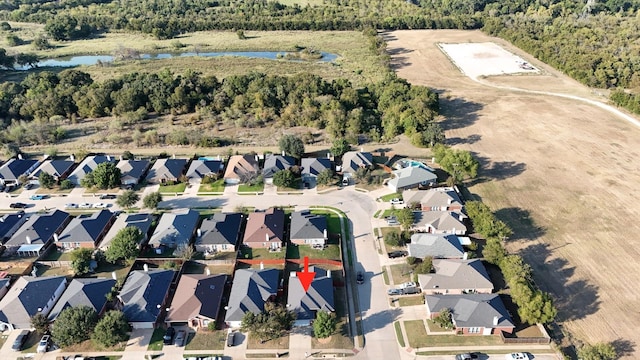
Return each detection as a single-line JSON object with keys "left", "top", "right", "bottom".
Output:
{"left": 386, "top": 29, "right": 640, "bottom": 357}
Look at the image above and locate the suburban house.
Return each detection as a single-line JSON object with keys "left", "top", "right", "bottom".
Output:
{"left": 301, "top": 157, "right": 332, "bottom": 183}
{"left": 0, "top": 279, "right": 9, "bottom": 300}
{"left": 67, "top": 155, "right": 118, "bottom": 185}
{"left": 56, "top": 210, "right": 116, "bottom": 250}
{"left": 341, "top": 151, "right": 373, "bottom": 175}
{"left": 5, "top": 210, "right": 71, "bottom": 257}
{"left": 262, "top": 154, "right": 295, "bottom": 184}
{"left": 166, "top": 274, "right": 227, "bottom": 330}
{"left": 287, "top": 267, "right": 335, "bottom": 327}
{"left": 31, "top": 159, "right": 75, "bottom": 184}
{"left": 148, "top": 208, "right": 199, "bottom": 250}
{"left": 412, "top": 211, "right": 467, "bottom": 235}
{"left": 195, "top": 213, "right": 243, "bottom": 254}
{"left": 186, "top": 159, "right": 223, "bottom": 180}
{"left": 418, "top": 259, "right": 493, "bottom": 295}
{"left": 145, "top": 158, "right": 188, "bottom": 184}
{"left": 224, "top": 268, "right": 279, "bottom": 328}
{"left": 0, "top": 211, "right": 27, "bottom": 243}
{"left": 117, "top": 268, "right": 175, "bottom": 329}
{"left": 242, "top": 208, "right": 285, "bottom": 250}
{"left": 117, "top": 159, "right": 151, "bottom": 186}
{"left": 402, "top": 188, "right": 464, "bottom": 212}
{"left": 99, "top": 213, "right": 154, "bottom": 250}
{"left": 0, "top": 276, "right": 67, "bottom": 331}
{"left": 0, "top": 158, "right": 40, "bottom": 185}
{"left": 224, "top": 154, "right": 260, "bottom": 184}
{"left": 408, "top": 233, "right": 465, "bottom": 259}
{"left": 387, "top": 166, "right": 437, "bottom": 193}
{"left": 48, "top": 278, "right": 116, "bottom": 321}
{"left": 289, "top": 210, "right": 327, "bottom": 246}
{"left": 425, "top": 294, "right": 515, "bottom": 335}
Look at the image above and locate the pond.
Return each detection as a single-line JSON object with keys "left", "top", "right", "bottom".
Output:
{"left": 23, "top": 50, "right": 339, "bottom": 69}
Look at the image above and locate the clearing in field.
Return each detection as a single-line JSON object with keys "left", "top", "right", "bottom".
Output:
{"left": 439, "top": 42, "right": 539, "bottom": 79}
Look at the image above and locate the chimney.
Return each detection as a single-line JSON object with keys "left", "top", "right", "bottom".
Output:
{"left": 26, "top": 236, "right": 31, "bottom": 244}
{"left": 172, "top": 154, "right": 176, "bottom": 159}
{"left": 106, "top": 155, "right": 111, "bottom": 161}
{"left": 18, "top": 153, "right": 23, "bottom": 160}
{"left": 53, "top": 233, "right": 59, "bottom": 242}
{"left": 282, "top": 150, "right": 285, "bottom": 156}
{"left": 493, "top": 316, "right": 499, "bottom": 326}
{"left": 290, "top": 271, "right": 297, "bottom": 278}
{"left": 143, "top": 264, "right": 149, "bottom": 272}
{"left": 323, "top": 229, "right": 327, "bottom": 239}
{"left": 327, "top": 152, "right": 331, "bottom": 159}
{"left": 327, "top": 270, "right": 331, "bottom": 278}
{"left": 119, "top": 155, "right": 123, "bottom": 161}
{"left": 112, "top": 271, "right": 117, "bottom": 280}
{"left": 206, "top": 268, "right": 211, "bottom": 276}
{"left": 70, "top": 154, "right": 75, "bottom": 161}
{"left": 0, "top": 217, "right": 4, "bottom": 223}
{"left": 197, "top": 228, "right": 202, "bottom": 237}
{"left": 255, "top": 155, "right": 259, "bottom": 162}
{"left": 463, "top": 252, "right": 468, "bottom": 260}
{"left": 260, "top": 262, "right": 264, "bottom": 270}
{"left": 265, "top": 233, "right": 269, "bottom": 242}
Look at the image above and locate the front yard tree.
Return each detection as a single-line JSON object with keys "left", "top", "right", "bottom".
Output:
{"left": 91, "top": 162, "right": 122, "bottom": 189}
{"left": 384, "top": 231, "right": 402, "bottom": 247}
{"left": 578, "top": 342, "right": 617, "bottom": 360}
{"left": 105, "top": 226, "right": 142, "bottom": 263}
{"left": 70, "top": 247, "right": 94, "bottom": 276}
{"left": 396, "top": 207, "right": 415, "bottom": 230}
{"left": 316, "top": 169, "right": 334, "bottom": 186}
{"left": 313, "top": 311, "right": 337, "bottom": 339}
{"left": 272, "top": 169, "right": 296, "bottom": 188}
{"left": 51, "top": 306, "right": 98, "bottom": 347}
{"left": 116, "top": 189, "right": 139, "bottom": 208}
{"left": 92, "top": 310, "right": 130, "bottom": 347}
{"left": 241, "top": 302, "right": 296, "bottom": 342}
{"left": 432, "top": 308, "right": 454, "bottom": 330}
{"left": 143, "top": 191, "right": 162, "bottom": 209}
{"left": 278, "top": 134, "right": 305, "bottom": 158}
{"left": 38, "top": 171, "right": 55, "bottom": 189}
{"left": 31, "top": 313, "right": 49, "bottom": 335}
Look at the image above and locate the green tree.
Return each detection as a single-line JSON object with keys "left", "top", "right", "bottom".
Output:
{"left": 313, "top": 311, "right": 337, "bottom": 339}
{"left": 51, "top": 306, "right": 98, "bottom": 347}
{"left": 433, "top": 144, "right": 479, "bottom": 182}
{"left": 433, "top": 308, "right": 454, "bottom": 330}
{"left": 518, "top": 290, "right": 557, "bottom": 325}
{"left": 384, "top": 231, "right": 402, "bottom": 247}
{"left": 105, "top": 226, "right": 142, "bottom": 263}
{"left": 70, "top": 247, "right": 94, "bottom": 276}
{"left": 90, "top": 162, "right": 121, "bottom": 189}
{"left": 6, "top": 34, "right": 21, "bottom": 46}
{"left": 278, "top": 134, "right": 305, "bottom": 158}
{"left": 330, "top": 138, "right": 351, "bottom": 157}
{"left": 33, "top": 36, "right": 51, "bottom": 50}
{"left": 316, "top": 169, "right": 335, "bottom": 186}
{"left": 143, "top": 191, "right": 163, "bottom": 209}
{"left": 59, "top": 179, "right": 74, "bottom": 190}
{"left": 92, "top": 310, "right": 130, "bottom": 348}
{"left": 414, "top": 256, "right": 433, "bottom": 274}
{"left": 38, "top": 171, "right": 55, "bottom": 189}
{"left": 31, "top": 313, "right": 49, "bottom": 335}
{"left": 116, "top": 190, "right": 139, "bottom": 208}
{"left": 412, "top": 122, "right": 445, "bottom": 147}
{"left": 0, "top": 22, "right": 11, "bottom": 31}
{"left": 241, "top": 302, "right": 296, "bottom": 342}
{"left": 272, "top": 169, "right": 296, "bottom": 188}
{"left": 395, "top": 207, "right": 415, "bottom": 230}
{"left": 578, "top": 342, "right": 617, "bottom": 360}
{"left": 121, "top": 150, "right": 134, "bottom": 160}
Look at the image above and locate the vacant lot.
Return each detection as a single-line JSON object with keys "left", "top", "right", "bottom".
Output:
{"left": 386, "top": 29, "right": 640, "bottom": 357}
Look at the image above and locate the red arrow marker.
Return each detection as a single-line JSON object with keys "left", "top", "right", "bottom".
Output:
{"left": 297, "top": 256, "right": 316, "bottom": 292}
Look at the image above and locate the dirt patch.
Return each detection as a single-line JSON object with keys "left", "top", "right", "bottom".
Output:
{"left": 387, "top": 29, "right": 640, "bottom": 357}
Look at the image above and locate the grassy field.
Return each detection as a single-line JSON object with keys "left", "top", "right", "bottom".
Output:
{"left": 389, "top": 263, "right": 413, "bottom": 285}
{"left": 184, "top": 330, "right": 226, "bottom": 351}
{"left": 159, "top": 182, "right": 187, "bottom": 193}
{"left": 198, "top": 179, "right": 225, "bottom": 193}
{"left": 2, "top": 26, "right": 384, "bottom": 86}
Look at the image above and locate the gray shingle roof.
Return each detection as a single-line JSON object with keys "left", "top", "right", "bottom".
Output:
{"left": 408, "top": 233, "right": 464, "bottom": 258}
{"left": 341, "top": 151, "right": 373, "bottom": 174}
{"left": 99, "top": 213, "right": 154, "bottom": 249}
{"left": 402, "top": 188, "right": 463, "bottom": 210}
{"left": 119, "top": 269, "right": 175, "bottom": 323}
{"left": 197, "top": 213, "right": 243, "bottom": 247}
{"left": 287, "top": 267, "right": 334, "bottom": 320}
{"left": 186, "top": 160, "right": 223, "bottom": 179}
{"left": 290, "top": 211, "right": 327, "bottom": 241}
{"left": 117, "top": 160, "right": 150, "bottom": 183}
{"left": 262, "top": 155, "right": 295, "bottom": 178}
{"left": 224, "top": 268, "right": 279, "bottom": 323}
{"left": 146, "top": 159, "right": 187, "bottom": 183}
{"left": 48, "top": 278, "right": 116, "bottom": 320}
{"left": 149, "top": 208, "right": 199, "bottom": 248}
{"left": 32, "top": 160, "right": 75, "bottom": 179}
{"left": 301, "top": 158, "right": 331, "bottom": 178}
{"left": 418, "top": 259, "right": 493, "bottom": 292}
{"left": 0, "top": 211, "right": 27, "bottom": 242}
{"left": 425, "top": 294, "right": 514, "bottom": 329}
{"left": 0, "top": 276, "right": 67, "bottom": 329}
{"left": 7, "top": 210, "right": 70, "bottom": 247}
{"left": 413, "top": 211, "right": 467, "bottom": 233}
{"left": 387, "top": 167, "right": 437, "bottom": 190}
{"left": 68, "top": 155, "right": 117, "bottom": 185}
{"left": 57, "top": 210, "right": 114, "bottom": 245}
{"left": 0, "top": 159, "right": 40, "bottom": 182}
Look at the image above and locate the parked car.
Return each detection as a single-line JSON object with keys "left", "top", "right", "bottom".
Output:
{"left": 455, "top": 353, "right": 479, "bottom": 360}
{"left": 99, "top": 194, "right": 116, "bottom": 199}
{"left": 399, "top": 281, "right": 417, "bottom": 289}
{"left": 29, "top": 194, "right": 47, "bottom": 200}
{"left": 65, "top": 203, "right": 78, "bottom": 209}
{"left": 226, "top": 331, "right": 235, "bottom": 347}
{"left": 163, "top": 327, "right": 175, "bottom": 345}
{"left": 387, "top": 288, "right": 402, "bottom": 296}
{"left": 387, "top": 251, "right": 407, "bottom": 259}
{"left": 23, "top": 183, "right": 34, "bottom": 190}
{"left": 390, "top": 198, "right": 404, "bottom": 205}
{"left": 174, "top": 330, "right": 186, "bottom": 347}
{"left": 37, "top": 335, "right": 50, "bottom": 353}
{"left": 9, "top": 202, "right": 27, "bottom": 209}
{"left": 79, "top": 203, "right": 92, "bottom": 209}
{"left": 356, "top": 271, "right": 364, "bottom": 284}
{"left": 93, "top": 202, "right": 108, "bottom": 208}
{"left": 505, "top": 353, "right": 530, "bottom": 360}
{"left": 12, "top": 329, "right": 30, "bottom": 351}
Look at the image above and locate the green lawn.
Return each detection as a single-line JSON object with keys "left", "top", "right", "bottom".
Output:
{"left": 389, "top": 263, "right": 413, "bottom": 285}
{"left": 238, "top": 182, "right": 265, "bottom": 193}
{"left": 36, "top": 186, "right": 74, "bottom": 194}
{"left": 426, "top": 319, "right": 451, "bottom": 333}
{"left": 286, "top": 244, "right": 341, "bottom": 261}
{"left": 246, "top": 332, "right": 289, "bottom": 350}
{"left": 398, "top": 295, "right": 424, "bottom": 307}
{"left": 198, "top": 179, "right": 225, "bottom": 193}
{"left": 311, "top": 320, "right": 353, "bottom": 350}
{"left": 405, "top": 320, "right": 504, "bottom": 347}
{"left": 182, "top": 262, "right": 235, "bottom": 275}
{"left": 185, "top": 330, "right": 226, "bottom": 351}
{"left": 93, "top": 262, "right": 133, "bottom": 283}
{"left": 159, "top": 182, "right": 187, "bottom": 193}
{"left": 238, "top": 247, "right": 285, "bottom": 260}
{"left": 394, "top": 321, "right": 405, "bottom": 347}
{"left": 380, "top": 193, "right": 402, "bottom": 202}
{"left": 147, "top": 328, "right": 165, "bottom": 351}
{"left": 405, "top": 320, "right": 429, "bottom": 348}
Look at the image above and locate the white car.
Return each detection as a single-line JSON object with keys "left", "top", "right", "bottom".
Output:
{"left": 398, "top": 281, "right": 416, "bottom": 289}
{"left": 505, "top": 353, "right": 530, "bottom": 360}
{"left": 37, "top": 335, "right": 50, "bottom": 353}
{"left": 64, "top": 203, "right": 78, "bottom": 209}
{"left": 79, "top": 203, "right": 92, "bottom": 208}
{"left": 93, "top": 202, "right": 107, "bottom": 208}
{"left": 390, "top": 198, "right": 404, "bottom": 205}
